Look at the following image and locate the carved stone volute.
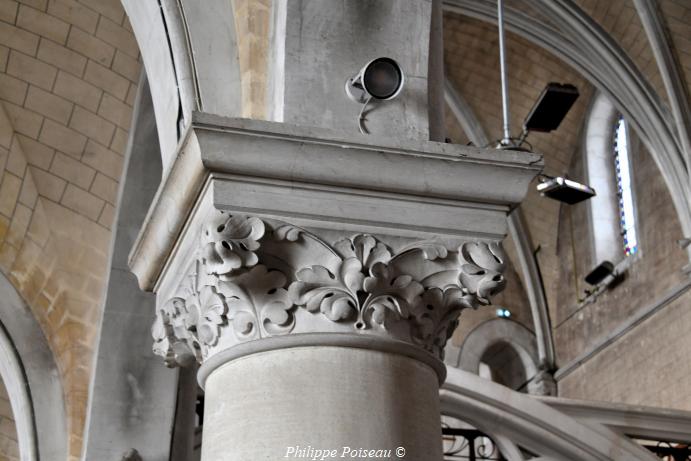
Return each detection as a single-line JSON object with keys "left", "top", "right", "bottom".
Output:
{"left": 152, "top": 211, "right": 507, "bottom": 369}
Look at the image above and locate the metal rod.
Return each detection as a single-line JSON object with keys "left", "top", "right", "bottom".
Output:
{"left": 497, "top": 0, "right": 511, "bottom": 145}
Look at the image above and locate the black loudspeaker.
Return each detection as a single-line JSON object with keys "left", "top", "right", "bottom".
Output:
{"left": 523, "top": 83, "right": 580, "bottom": 133}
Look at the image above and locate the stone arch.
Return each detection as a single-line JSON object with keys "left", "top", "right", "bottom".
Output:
{"left": 457, "top": 318, "right": 539, "bottom": 392}
{"left": 0, "top": 273, "right": 67, "bottom": 461}
{"left": 121, "top": 0, "right": 242, "bottom": 171}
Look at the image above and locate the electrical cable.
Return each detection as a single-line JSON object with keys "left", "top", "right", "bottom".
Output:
{"left": 358, "top": 96, "right": 372, "bottom": 135}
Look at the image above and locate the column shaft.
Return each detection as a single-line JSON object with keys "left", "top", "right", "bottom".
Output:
{"left": 201, "top": 347, "right": 443, "bottom": 461}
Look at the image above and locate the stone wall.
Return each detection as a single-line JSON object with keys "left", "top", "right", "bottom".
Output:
{"left": 554, "top": 131, "right": 691, "bottom": 408}
{"left": 575, "top": 0, "right": 691, "bottom": 108}
{"left": 525, "top": 0, "right": 691, "bottom": 407}
{"left": 558, "top": 290, "right": 691, "bottom": 410}
{"left": 0, "top": 0, "right": 139, "bottom": 458}
{"left": 0, "top": 378, "right": 18, "bottom": 461}
{"left": 554, "top": 132, "right": 687, "bottom": 357}
{"left": 443, "top": 4, "right": 691, "bottom": 411}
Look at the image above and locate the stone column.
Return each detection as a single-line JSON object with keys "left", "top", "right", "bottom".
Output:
{"left": 121, "top": 2, "right": 540, "bottom": 457}
{"left": 151, "top": 212, "right": 508, "bottom": 461}
{"left": 127, "top": 113, "right": 540, "bottom": 460}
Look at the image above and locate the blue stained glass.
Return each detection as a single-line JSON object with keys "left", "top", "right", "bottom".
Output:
{"left": 614, "top": 117, "right": 638, "bottom": 256}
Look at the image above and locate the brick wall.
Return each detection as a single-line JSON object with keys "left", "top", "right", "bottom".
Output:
{"left": 0, "top": 0, "right": 140, "bottom": 458}
{"left": 0, "top": 379, "right": 18, "bottom": 461}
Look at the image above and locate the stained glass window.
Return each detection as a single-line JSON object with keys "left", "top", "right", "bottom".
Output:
{"left": 614, "top": 117, "right": 638, "bottom": 256}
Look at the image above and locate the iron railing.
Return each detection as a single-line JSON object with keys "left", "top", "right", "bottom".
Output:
{"left": 442, "top": 427, "right": 505, "bottom": 460}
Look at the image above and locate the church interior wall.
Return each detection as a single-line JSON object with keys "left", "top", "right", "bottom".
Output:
{"left": 443, "top": 3, "right": 691, "bottom": 412}
{"left": 1, "top": 0, "right": 691, "bottom": 459}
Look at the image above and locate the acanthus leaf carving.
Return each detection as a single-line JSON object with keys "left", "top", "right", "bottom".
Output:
{"left": 153, "top": 212, "right": 293, "bottom": 366}
{"left": 288, "top": 259, "right": 362, "bottom": 322}
{"left": 397, "top": 240, "right": 449, "bottom": 260}
{"left": 361, "top": 262, "right": 423, "bottom": 328}
{"left": 458, "top": 241, "right": 506, "bottom": 302}
{"left": 273, "top": 223, "right": 303, "bottom": 242}
{"left": 290, "top": 235, "right": 426, "bottom": 332}
{"left": 216, "top": 265, "right": 294, "bottom": 338}
{"left": 289, "top": 234, "right": 507, "bottom": 356}
{"left": 153, "top": 213, "right": 508, "bottom": 366}
{"left": 190, "top": 285, "right": 227, "bottom": 346}
{"left": 152, "top": 296, "right": 200, "bottom": 368}
{"left": 152, "top": 259, "right": 232, "bottom": 366}
{"left": 413, "top": 286, "right": 478, "bottom": 358}
{"left": 201, "top": 212, "right": 265, "bottom": 277}
{"left": 334, "top": 234, "right": 392, "bottom": 269}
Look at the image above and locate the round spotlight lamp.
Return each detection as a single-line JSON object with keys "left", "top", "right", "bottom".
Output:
{"left": 496, "top": 308, "right": 511, "bottom": 318}
{"left": 346, "top": 57, "right": 404, "bottom": 104}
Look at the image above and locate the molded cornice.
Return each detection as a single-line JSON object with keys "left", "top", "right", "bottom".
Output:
{"left": 128, "top": 113, "right": 542, "bottom": 291}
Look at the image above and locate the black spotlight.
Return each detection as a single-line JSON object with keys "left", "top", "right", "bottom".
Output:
{"left": 346, "top": 57, "right": 404, "bottom": 104}
{"left": 585, "top": 261, "right": 615, "bottom": 285}
{"left": 523, "top": 83, "right": 580, "bottom": 133}
{"left": 537, "top": 175, "right": 596, "bottom": 205}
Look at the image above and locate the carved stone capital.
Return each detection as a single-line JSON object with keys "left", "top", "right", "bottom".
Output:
{"left": 152, "top": 211, "right": 507, "bottom": 377}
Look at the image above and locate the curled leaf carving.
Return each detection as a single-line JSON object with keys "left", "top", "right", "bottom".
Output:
{"left": 201, "top": 213, "right": 265, "bottom": 277}
{"left": 152, "top": 252, "right": 293, "bottom": 365}
{"left": 151, "top": 276, "right": 228, "bottom": 366}
{"left": 458, "top": 242, "right": 506, "bottom": 301}
{"left": 397, "top": 241, "right": 449, "bottom": 260}
{"left": 290, "top": 236, "right": 425, "bottom": 331}
{"left": 289, "top": 235, "right": 508, "bottom": 358}
{"left": 289, "top": 259, "right": 362, "bottom": 322}
{"left": 217, "top": 265, "right": 294, "bottom": 337}
{"left": 362, "top": 263, "right": 423, "bottom": 327}
{"left": 273, "top": 224, "right": 303, "bottom": 242}
{"left": 334, "top": 234, "right": 392, "bottom": 270}
{"left": 413, "top": 286, "right": 478, "bottom": 357}
{"left": 188, "top": 286, "right": 227, "bottom": 346}
{"left": 152, "top": 297, "right": 200, "bottom": 367}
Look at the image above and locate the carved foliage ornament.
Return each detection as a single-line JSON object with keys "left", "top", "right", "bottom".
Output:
{"left": 152, "top": 212, "right": 506, "bottom": 366}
